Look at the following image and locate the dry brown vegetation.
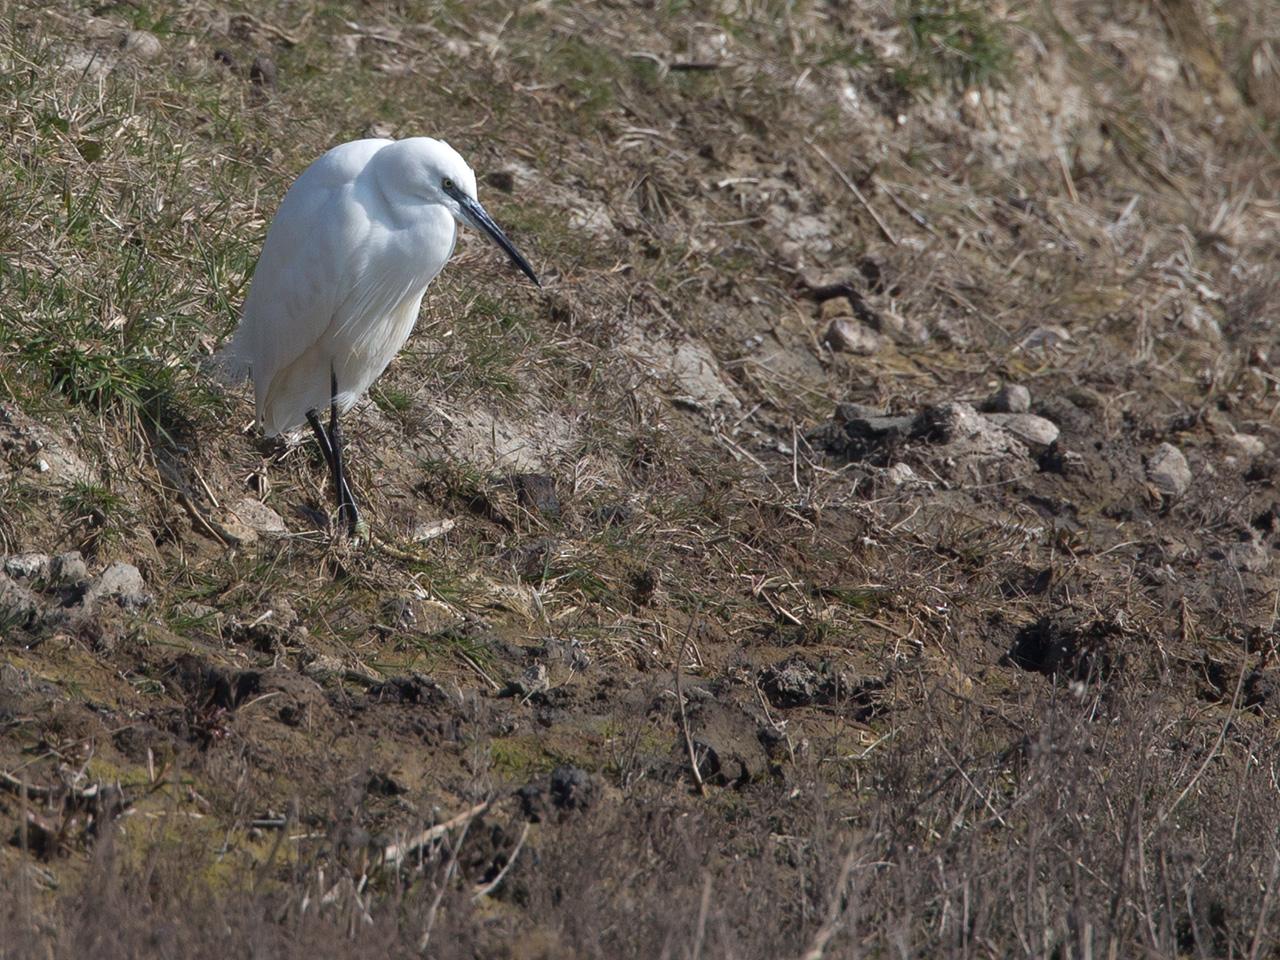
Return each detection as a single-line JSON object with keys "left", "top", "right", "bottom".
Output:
{"left": 3, "top": 0, "right": 1280, "bottom": 956}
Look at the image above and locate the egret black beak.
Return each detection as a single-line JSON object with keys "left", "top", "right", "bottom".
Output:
{"left": 453, "top": 192, "right": 541, "bottom": 287}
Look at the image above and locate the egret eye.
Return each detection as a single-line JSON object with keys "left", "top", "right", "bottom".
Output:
{"left": 442, "top": 177, "right": 455, "bottom": 192}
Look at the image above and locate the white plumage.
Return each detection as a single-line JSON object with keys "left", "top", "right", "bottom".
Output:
{"left": 216, "top": 136, "right": 539, "bottom": 534}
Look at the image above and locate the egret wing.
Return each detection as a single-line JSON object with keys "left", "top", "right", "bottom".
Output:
{"left": 217, "top": 140, "right": 391, "bottom": 433}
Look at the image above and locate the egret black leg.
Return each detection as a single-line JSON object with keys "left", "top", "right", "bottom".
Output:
{"left": 306, "top": 407, "right": 346, "bottom": 530}
{"left": 306, "top": 409, "right": 335, "bottom": 466}
{"left": 328, "top": 366, "right": 360, "bottom": 536}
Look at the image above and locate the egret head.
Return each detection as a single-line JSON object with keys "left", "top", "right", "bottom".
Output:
{"left": 395, "top": 138, "right": 540, "bottom": 287}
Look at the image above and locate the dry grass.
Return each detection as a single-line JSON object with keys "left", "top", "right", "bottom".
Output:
{"left": 2, "top": 0, "right": 1280, "bottom": 956}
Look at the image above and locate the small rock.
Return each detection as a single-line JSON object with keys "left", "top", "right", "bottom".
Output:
{"left": 1225, "top": 433, "right": 1266, "bottom": 459}
{"left": 834, "top": 402, "right": 884, "bottom": 421}
{"left": 120, "top": 30, "right": 161, "bottom": 60}
{"left": 875, "top": 309, "right": 930, "bottom": 345}
{"left": 57, "top": 48, "right": 114, "bottom": 79}
{"left": 549, "top": 765, "right": 594, "bottom": 811}
{"left": 367, "top": 673, "right": 448, "bottom": 705}
{"left": 823, "top": 317, "right": 883, "bottom": 355}
{"left": 885, "top": 462, "right": 924, "bottom": 486}
{"left": 506, "top": 663, "right": 549, "bottom": 699}
{"left": 249, "top": 56, "right": 277, "bottom": 87}
{"left": 984, "top": 413, "right": 1060, "bottom": 448}
{"left": 302, "top": 654, "right": 345, "bottom": 681}
{"left": 819, "top": 297, "right": 855, "bottom": 322}
{"left": 759, "top": 656, "right": 851, "bottom": 708}
{"left": 1018, "top": 325, "right": 1072, "bottom": 351}
{"left": 1146, "top": 443, "right": 1191, "bottom": 499}
{"left": 81, "top": 562, "right": 151, "bottom": 611}
{"left": 913, "top": 402, "right": 987, "bottom": 443}
{"left": 50, "top": 552, "right": 88, "bottom": 586}
{"left": 228, "top": 498, "right": 287, "bottom": 536}
{"left": 0, "top": 573, "right": 40, "bottom": 630}
{"left": 983, "top": 384, "right": 1031, "bottom": 414}
{"left": 3, "top": 554, "right": 50, "bottom": 581}
{"left": 412, "top": 518, "right": 456, "bottom": 541}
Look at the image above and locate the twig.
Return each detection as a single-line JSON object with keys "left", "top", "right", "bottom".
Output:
{"left": 674, "top": 609, "right": 707, "bottom": 797}
{"left": 380, "top": 800, "right": 489, "bottom": 869}
{"left": 1247, "top": 848, "right": 1280, "bottom": 960}
{"left": 471, "top": 821, "right": 530, "bottom": 901}
{"left": 810, "top": 141, "right": 898, "bottom": 246}
{"left": 692, "top": 873, "right": 713, "bottom": 960}
{"left": 1155, "top": 658, "right": 1247, "bottom": 831}
{"left": 419, "top": 814, "right": 475, "bottom": 951}
{"left": 0, "top": 771, "right": 114, "bottom": 802}
{"left": 797, "top": 846, "right": 859, "bottom": 960}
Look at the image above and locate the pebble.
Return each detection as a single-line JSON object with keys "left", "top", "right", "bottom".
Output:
{"left": 249, "top": 56, "right": 277, "bottom": 88}
{"left": 823, "top": 317, "right": 883, "bottom": 355}
{"left": 412, "top": 518, "right": 456, "bottom": 542}
{"left": 983, "top": 384, "right": 1031, "bottom": 414}
{"left": 3, "top": 554, "right": 50, "bottom": 581}
{"left": 876, "top": 309, "right": 930, "bottom": 345}
{"left": 819, "top": 297, "right": 855, "bottom": 322}
{"left": 120, "top": 30, "right": 161, "bottom": 60}
{"left": 549, "top": 765, "right": 595, "bottom": 811}
{"left": 50, "top": 551, "right": 88, "bottom": 586}
{"left": 229, "top": 499, "right": 287, "bottom": 536}
{"left": 984, "top": 413, "right": 1060, "bottom": 448}
{"left": 509, "top": 663, "right": 550, "bottom": 698}
{"left": 1224, "top": 433, "right": 1266, "bottom": 459}
{"left": 0, "top": 572, "right": 40, "bottom": 629}
{"left": 885, "top": 462, "right": 925, "bottom": 486}
{"left": 1146, "top": 443, "right": 1192, "bottom": 499}
{"left": 81, "top": 562, "right": 151, "bottom": 611}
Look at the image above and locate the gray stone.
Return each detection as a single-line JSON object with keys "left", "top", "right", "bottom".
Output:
{"left": 225, "top": 498, "right": 287, "bottom": 543}
{"left": 50, "top": 552, "right": 88, "bottom": 586}
{"left": 1146, "top": 443, "right": 1191, "bottom": 499}
{"left": 0, "top": 573, "right": 40, "bottom": 630}
{"left": 983, "top": 384, "right": 1031, "bottom": 414}
{"left": 875, "top": 309, "right": 931, "bottom": 345}
{"left": 886, "top": 462, "right": 925, "bottom": 486}
{"left": 984, "top": 413, "right": 1060, "bottom": 448}
{"left": 120, "top": 30, "right": 161, "bottom": 60}
{"left": 0, "top": 404, "right": 98, "bottom": 484}
{"left": 823, "top": 317, "right": 884, "bottom": 355}
{"left": 1224, "top": 433, "right": 1266, "bottom": 459}
{"left": 509, "top": 663, "right": 549, "bottom": 698}
{"left": 3, "top": 554, "right": 50, "bottom": 581}
{"left": 82, "top": 562, "right": 151, "bottom": 611}
{"left": 819, "top": 297, "right": 856, "bottom": 322}
{"left": 834, "top": 402, "right": 885, "bottom": 421}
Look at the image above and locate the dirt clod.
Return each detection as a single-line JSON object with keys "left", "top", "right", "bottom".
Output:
{"left": 984, "top": 384, "right": 1032, "bottom": 414}
{"left": 549, "top": 765, "right": 594, "bottom": 812}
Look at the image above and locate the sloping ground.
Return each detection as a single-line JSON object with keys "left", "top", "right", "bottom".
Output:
{"left": 2, "top": 1, "right": 1280, "bottom": 956}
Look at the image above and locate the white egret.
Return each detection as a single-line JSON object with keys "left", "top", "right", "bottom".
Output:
{"left": 216, "top": 137, "right": 540, "bottom": 535}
